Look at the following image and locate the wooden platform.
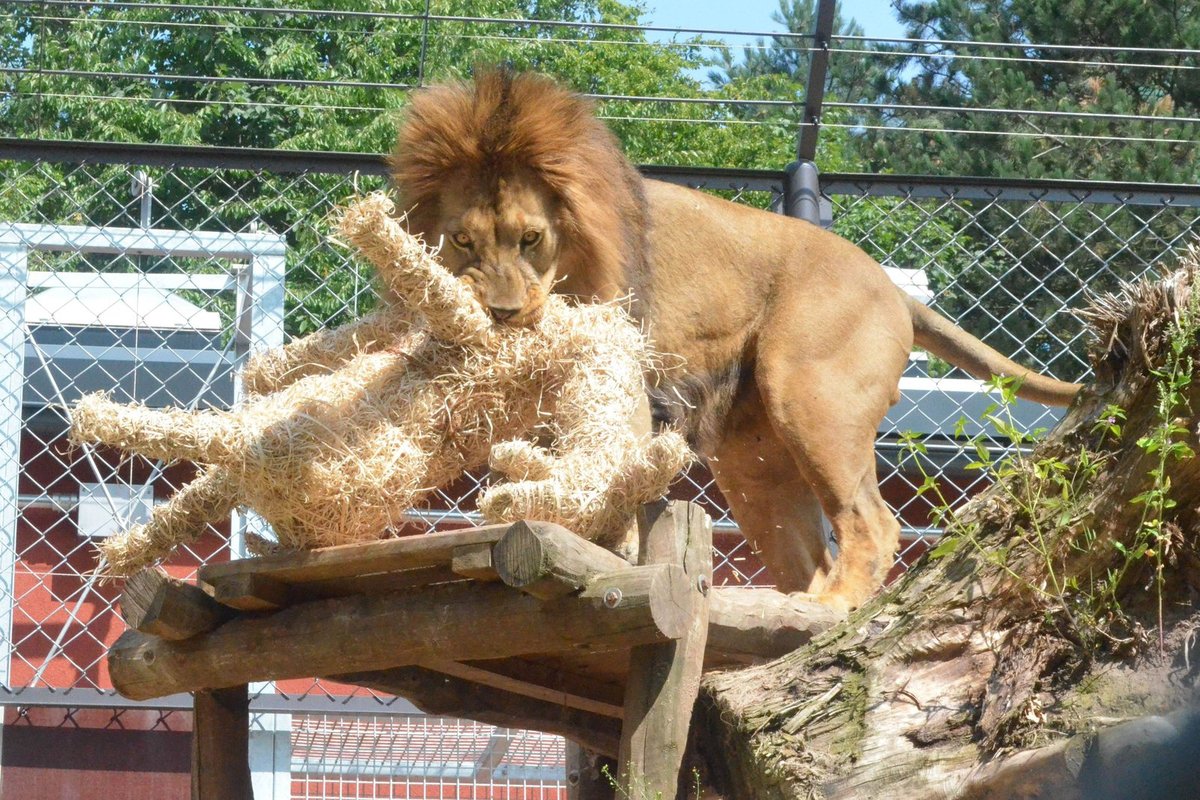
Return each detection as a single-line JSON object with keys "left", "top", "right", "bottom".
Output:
{"left": 109, "top": 501, "right": 841, "bottom": 799}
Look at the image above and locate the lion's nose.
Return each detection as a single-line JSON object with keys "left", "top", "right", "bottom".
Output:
{"left": 489, "top": 306, "right": 520, "bottom": 322}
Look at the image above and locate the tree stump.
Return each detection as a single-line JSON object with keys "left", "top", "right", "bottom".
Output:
{"left": 695, "top": 257, "right": 1200, "bottom": 799}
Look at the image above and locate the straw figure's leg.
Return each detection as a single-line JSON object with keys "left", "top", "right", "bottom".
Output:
{"left": 98, "top": 466, "right": 240, "bottom": 577}
{"left": 479, "top": 317, "right": 692, "bottom": 546}
{"left": 71, "top": 393, "right": 247, "bottom": 466}
{"left": 481, "top": 430, "right": 692, "bottom": 547}
{"left": 243, "top": 307, "right": 413, "bottom": 396}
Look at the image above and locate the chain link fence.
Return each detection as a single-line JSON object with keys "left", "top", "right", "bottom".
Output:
{"left": 2, "top": 144, "right": 1198, "bottom": 795}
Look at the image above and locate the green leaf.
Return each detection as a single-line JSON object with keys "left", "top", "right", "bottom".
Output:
{"left": 928, "top": 535, "right": 961, "bottom": 559}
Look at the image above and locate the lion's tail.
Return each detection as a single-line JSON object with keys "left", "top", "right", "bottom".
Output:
{"left": 902, "top": 293, "right": 1081, "bottom": 407}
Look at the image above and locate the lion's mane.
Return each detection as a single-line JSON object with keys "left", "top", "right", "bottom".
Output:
{"left": 389, "top": 68, "right": 650, "bottom": 310}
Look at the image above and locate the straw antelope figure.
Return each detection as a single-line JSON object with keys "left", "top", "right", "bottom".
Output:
{"left": 71, "top": 194, "right": 691, "bottom": 577}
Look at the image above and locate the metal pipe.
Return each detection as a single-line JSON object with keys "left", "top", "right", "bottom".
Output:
{"left": 796, "top": 0, "right": 836, "bottom": 163}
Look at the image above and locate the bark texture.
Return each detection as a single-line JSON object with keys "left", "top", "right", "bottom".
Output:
{"left": 698, "top": 257, "right": 1200, "bottom": 799}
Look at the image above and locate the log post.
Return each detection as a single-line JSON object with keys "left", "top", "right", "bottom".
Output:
{"left": 191, "top": 685, "right": 252, "bottom": 800}
{"left": 618, "top": 500, "right": 712, "bottom": 798}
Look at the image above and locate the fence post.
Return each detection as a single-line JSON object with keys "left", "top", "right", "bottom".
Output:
{"left": 784, "top": 160, "right": 823, "bottom": 225}
{"left": 786, "top": 0, "right": 836, "bottom": 227}
{"left": 0, "top": 238, "right": 26, "bottom": 691}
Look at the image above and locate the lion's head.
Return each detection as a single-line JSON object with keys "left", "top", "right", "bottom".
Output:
{"left": 390, "top": 69, "right": 650, "bottom": 325}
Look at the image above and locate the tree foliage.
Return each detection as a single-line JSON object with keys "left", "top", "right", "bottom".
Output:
{"left": 869, "top": 0, "right": 1200, "bottom": 182}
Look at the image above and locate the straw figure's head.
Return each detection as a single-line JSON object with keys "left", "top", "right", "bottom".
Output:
{"left": 69, "top": 193, "right": 691, "bottom": 578}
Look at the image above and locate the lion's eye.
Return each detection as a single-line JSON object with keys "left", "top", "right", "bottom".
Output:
{"left": 521, "top": 230, "right": 542, "bottom": 248}
{"left": 450, "top": 232, "right": 473, "bottom": 249}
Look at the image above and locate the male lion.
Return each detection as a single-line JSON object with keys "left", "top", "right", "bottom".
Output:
{"left": 389, "top": 69, "right": 1080, "bottom": 609}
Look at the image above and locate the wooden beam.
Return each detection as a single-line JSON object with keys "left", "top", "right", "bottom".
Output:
{"left": 423, "top": 659, "right": 625, "bottom": 719}
{"left": 493, "top": 520, "right": 631, "bottom": 600}
{"left": 706, "top": 587, "right": 844, "bottom": 661}
{"left": 199, "top": 523, "right": 513, "bottom": 593}
{"left": 619, "top": 501, "right": 712, "bottom": 799}
{"left": 338, "top": 666, "right": 622, "bottom": 757}
{"left": 120, "top": 567, "right": 230, "bottom": 640}
{"left": 289, "top": 565, "right": 461, "bottom": 600}
{"left": 191, "top": 685, "right": 252, "bottom": 800}
{"left": 455, "top": 656, "right": 627, "bottom": 711}
{"left": 109, "top": 563, "right": 693, "bottom": 701}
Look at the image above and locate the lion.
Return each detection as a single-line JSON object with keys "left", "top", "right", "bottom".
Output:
{"left": 389, "top": 69, "right": 1080, "bottom": 610}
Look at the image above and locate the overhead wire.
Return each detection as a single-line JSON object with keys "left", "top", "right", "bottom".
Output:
{"left": 10, "top": 0, "right": 819, "bottom": 43}
{"left": 19, "top": 0, "right": 1200, "bottom": 59}
{"left": 831, "top": 45, "right": 1200, "bottom": 73}
{"left": 12, "top": 68, "right": 1200, "bottom": 131}
{"left": 10, "top": 1, "right": 1200, "bottom": 146}
{"left": 833, "top": 33, "right": 1200, "bottom": 58}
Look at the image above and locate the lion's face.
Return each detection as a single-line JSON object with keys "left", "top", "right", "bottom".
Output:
{"left": 430, "top": 168, "right": 563, "bottom": 326}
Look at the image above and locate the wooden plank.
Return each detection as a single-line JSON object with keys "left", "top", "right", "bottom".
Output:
{"left": 109, "top": 563, "right": 693, "bottom": 701}
{"left": 199, "top": 523, "right": 513, "bottom": 590}
{"left": 191, "top": 685, "right": 252, "bottom": 800}
{"left": 458, "top": 656, "right": 627, "bottom": 710}
{"left": 423, "top": 659, "right": 625, "bottom": 719}
{"left": 450, "top": 542, "right": 499, "bottom": 581}
{"left": 338, "top": 666, "right": 622, "bottom": 758}
{"left": 296, "top": 565, "right": 461, "bottom": 600}
{"left": 618, "top": 501, "right": 712, "bottom": 799}
{"left": 208, "top": 572, "right": 291, "bottom": 612}
{"left": 120, "top": 567, "right": 230, "bottom": 640}
{"left": 493, "top": 520, "right": 631, "bottom": 600}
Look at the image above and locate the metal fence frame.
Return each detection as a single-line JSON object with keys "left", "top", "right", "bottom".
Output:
{"left": 2, "top": 138, "right": 1199, "bottom": 799}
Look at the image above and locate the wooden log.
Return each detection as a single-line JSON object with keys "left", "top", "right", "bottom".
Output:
{"left": 706, "top": 587, "right": 844, "bottom": 661}
{"left": 120, "top": 567, "right": 230, "bottom": 640}
{"left": 619, "top": 500, "right": 712, "bottom": 799}
{"left": 290, "top": 565, "right": 460, "bottom": 600}
{"left": 191, "top": 685, "right": 252, "bottom": 800}
{"left": 493, "top": 520, "right": 631, "bottom": 600}
{"left": 338, "top": 666, "right": 622, "bottom": 757}
{"left": 109, "top": 563, "right": 693, "bottom": 701}
{"left": 198, "top": 523, "right": 512, "bottom": 596}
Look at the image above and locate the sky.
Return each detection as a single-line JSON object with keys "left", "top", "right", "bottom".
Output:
{"left": 641, "top": 0, "right": 907, "bottom": 41}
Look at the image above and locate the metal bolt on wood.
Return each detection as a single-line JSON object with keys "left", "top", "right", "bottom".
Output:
{"left": 603, "top": 588, "right": 622, "bottom": 608}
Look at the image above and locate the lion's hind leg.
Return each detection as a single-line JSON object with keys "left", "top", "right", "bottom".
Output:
{"left": 709, "top": 389, "right": 835, "bottom": 595}
{"left": 755, "top": 350, "right": 906, "bottom": 611}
